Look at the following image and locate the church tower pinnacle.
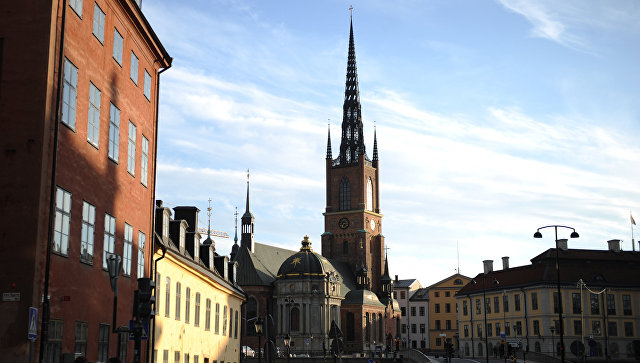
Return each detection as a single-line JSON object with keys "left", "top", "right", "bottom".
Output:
{"left": 241, "top": 169, "right": 255, "bottom": 253}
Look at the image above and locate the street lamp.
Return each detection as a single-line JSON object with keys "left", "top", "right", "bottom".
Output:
{"left": 255, "top": 317, "right": 264, "bottom": 363}
{"left": 534, "top": 225, "right": 579, "bottom": 363}
{"left": 284, "top": 333, "right": 292, "bottom": 363}
{"left": 106, "top": 253, "right": 122, "bottom": 332}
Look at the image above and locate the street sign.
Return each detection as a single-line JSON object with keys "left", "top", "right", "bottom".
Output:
{"left": 368, "top": 360, "right": 374, "bottom": 363}
{"left": 128, "top": 320, "right": 149, "bottom": 341}
{"left": 28, "top": 307, "right": 38, "bottom": 340}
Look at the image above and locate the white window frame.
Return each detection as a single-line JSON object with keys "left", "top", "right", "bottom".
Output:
{"left": 54, "top": 187, "right": 72, "bottom": 255}
{"left": 144, "top": 70, "right": 151, "bottom": 100}
{"left": 123, "top": 223, "right": 133, "bottom": 276}
{"left": 81, "top": 201, "right": 96, "bottom": 264}
{"left": 141, "top": 136, "right": 149, "bottom": 186}
{"left": 108, "top": 103, "right": 120, "bottom": 162}
{"left": 113, "top": 28, "right": 123, "bottom": 65}
{"left": 88, "top": 82, "right": 101, "bottom": 147}
{"left": 69, "top": 0, "right": 82, "bottom": 17}
{"left": 130, "top": 51, "right": 138, "bottom": 84}
{"left": 137, "top": 231, "right": 145, "bottom": 277}
{"left": 103, "top": 213, "right": 116, "bottom": 269}
{"left": 61, "top": 58, "right": 78, "bottom": 129}
{"left": 127, "top": 121, "right": 136, "bottom": 175}
{"left": 92, "top": 3, "right": 105, "bottom": 44}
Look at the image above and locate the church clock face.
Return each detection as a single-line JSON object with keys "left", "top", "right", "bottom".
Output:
{"left": 370, "top": 219, "right": 375, "bottom": 231}
{"left": 339, "top": 218, "right": 350, "bottom": 229}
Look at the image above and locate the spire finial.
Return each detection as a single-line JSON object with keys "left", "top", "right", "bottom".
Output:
{"left": 349, "top": 5, "right": 354, "bottom": 19}
{"left": 245, "top": 169, "right": 251, "bottom": 214}
{"left": 326, "top": 120, "right": 332, "bottom": 159}
{"left": 207, "top": 198, "right": 212, "bottom": 239}
{"left": 234, "top": 207, "right": 239, "bottom": 243}
{"left": 373, "top": 122, "right": 379, "bottom": 162}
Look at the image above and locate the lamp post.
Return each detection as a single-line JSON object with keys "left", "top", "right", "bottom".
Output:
{"left": 106, "top": 253, "right": 122, "bottom": 359}
{"left": 284, "top": 333, "right": 292, "bottom": 363}
{"left": 256, "top": 317, "right": 264, "bottom": 363}
{"left": 473, "top": 275, "right": 498, "bottom": 363}
{"left": 534, "top": 225, "right": 579, "bottom": 363}
{"left": 502, "top": 290, "right": 507, "bottom": 363}
{"left": 551, "top": 326, "right": 556, "bottom": 357}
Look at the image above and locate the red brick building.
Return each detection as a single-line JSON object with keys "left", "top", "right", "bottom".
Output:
{"left": 0, "top": 0, "right": 170, "bottom": 362}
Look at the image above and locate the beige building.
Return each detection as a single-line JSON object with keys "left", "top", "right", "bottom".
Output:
{"left": 427, "top": 274, "right": 471, "bottom": 353}
{"left": 457, "top": 240, "right": 640, "bottom": 361}
{"left": 153, "top": 203, "right": 245, "bottom": 363}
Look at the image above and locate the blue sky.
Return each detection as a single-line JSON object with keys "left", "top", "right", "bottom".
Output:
{"left": 145, "top": 0, "right": 640, "bottom": 285}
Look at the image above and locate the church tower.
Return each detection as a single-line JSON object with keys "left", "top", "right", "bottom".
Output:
{"left": 241, "top": 171, "right": 255, "bottom": 253}
{"left": 321, "top": 18, "right": 385, "bottom": 294}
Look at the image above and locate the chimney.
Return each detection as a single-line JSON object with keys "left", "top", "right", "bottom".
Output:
{"left": 502, "top": 256, "right": 509, "bottom": 270}
{"left": 483, "top": 260, "right": 493, "bottom": 274}
{"left": 557, "top": 238, "right": 568, "bottom": 251}
{"left": 607, "top": 239, "right": 621, "bottom": 252}
{"left": 395, "top": 275, "right": 399, "bottom": 282}
{"left": 156, "top": 200, "right": 163, "bottom": 207}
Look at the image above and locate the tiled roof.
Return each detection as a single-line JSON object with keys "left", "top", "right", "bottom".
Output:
{"left": 394, "top": 279, "right": 417, "bottom": 288}
{"left": 409, "top": 287, "right": 429, "bottom": 301}
{"left": 456, "top": 248, "right": 640, "bottom": 296}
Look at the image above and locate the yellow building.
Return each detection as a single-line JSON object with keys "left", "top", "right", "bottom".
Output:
{"left": 152, "top": 203, "right": 245, "bottom": 363}
{"left": 457, "top": 242, "right": 640, "bottom": 361}
{"left": 427, "top": 274, "right": 471, "bottom": 352}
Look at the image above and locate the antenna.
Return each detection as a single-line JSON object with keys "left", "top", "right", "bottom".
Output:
{"left": 457, "top": 240, "right": 460, "bottom": 274}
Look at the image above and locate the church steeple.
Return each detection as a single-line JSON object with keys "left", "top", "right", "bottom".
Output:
{"left": 326, "top": 122, "right": 332, "bottom": 159}
{"left": 338, "top": 18, "right": 366, "bottom": 165}
{"left": 241, "top": 170, "right": 255, "bottom": 253}
{"left": 230, "top": 207, "right": 239, "bottom": 260}
{"left": 372, "top": 123, "right": 378, "bottom": 163}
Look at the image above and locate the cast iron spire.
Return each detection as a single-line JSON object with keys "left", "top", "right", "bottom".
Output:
{"left": 372, "top": 122, "right": 378, "bottom": 162}
{"left": 338, "top": 17, "right": 366, "bottom": 165}
{"left": 326, "top": 122, "right": 332, "bottom": 159}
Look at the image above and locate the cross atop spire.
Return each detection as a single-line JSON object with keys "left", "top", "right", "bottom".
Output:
{"left": 203, "top": 198, "right": 213, "bottom": 247}
{"left": 349, "top": 5, "right": 354, "bottom": 19}
{"left": 338, "top": 16, "right": 366, "bottom": 165}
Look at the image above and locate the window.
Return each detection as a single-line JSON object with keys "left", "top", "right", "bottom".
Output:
{"left": 113, "top": 28, "right": 123, "bottom": 65}
{"left": 419, "top": 306, "right": 425, "bottom": 316}
{"left": 223, "top": 306, "right": 228, "bottom": 336}
{"left": 410, "top": 306, "right": 416, "bottom": 316}
{"left": 590, "top": 294, "right": 600, "bottom": 314}
{"left": 411, "top": 324, "right": 416, "bottom": 334}
{"left": 445, "top": 291, "right": 450, "bottom": 297}
{"left": 475, "top": 299, "right": 481, "bottom": 314}
{"left": 553, "top": 292, "right": 559, "bottom": 314}
{"left": 464, "top": 325, "right": 469, "bottom": 337}
{"left": 48, "top": 320, "right": 63, "bottom": 363}
{"left": 53, "top": 187, "right": 71, "bottom": 255}
{"left": 623, "top": 295, "right": 632, "bottom": 315}
{"left": 503, "top": 294, "right": 509, "bottom": 312}
{"left": 174, "top": 351, "right": 180, "bottom": 363}
{"left": 118, "top": 332, "right": 128, "bottom": 362}
{"left": 494, "top": 297, "right": 499, "bottom": 313}
{"left": 164, "top": 277, "right": 171, "bottom": 317}
{"left": 144, "top": 70, "right": 152, "bottom": 100}
{"left": 624, "top": 322, "right": 634, "bottom": 337}
{"left": 477, "top": 324, "right": 482, "bottom": 338}
{"left": 127, "top": 121, "right": 136, "bottom": 175}
{"left": 496, "top": 323, "right": 501, "bottom": 336}
{"left": 436, "top": 338, "right": 441, "bottom": 346}
{"left": 194, "top": 293, "right": 201, "bottom": 327}
{"left": 61, "top": 58, "right": 78, "bottom": 128}
{"left": 606, "top": 294, "right": 616, "bottom": 315}
{"left": 435, "top": 320, "right": 441, "bottom": 330}
{"left": 514, "top": 294, "right": 521, "bottom": 311}
{"left": 215, "top": 303, "right": 220, "bottom": 334}
{"left": 533, "top": 320, "right": 540, "bottom": 335}
{"left": 235, "top": 310, "right": 239, "bottom": 338}
{"left": 574, "top": 320, "right": 582, "bottom": 335}
{"left": 185, "top": 287, "right": 191, "bottom": 323}
{"left": 155, "top": 273, "right": 160, "bottom": 312}
{"left": 608, "top": 322, "right": 617, "bottom": 336}
{"left": 74, "top": 321, "right": 88, "bottom": 357}
{"left": 175, "top": 282, "right": 181, "bottom": 320}
{"left": 141, "top": 136, "right": 149, "bottom": 186}
{"left": 530, "top": 292, "right": 537, "bottom": 310}
{"left": 401, "top": 324, "right": 406, "bottom": 333}
{"left": 69, "top": 0, "right": 82, "bottom": 17}
{"left": 505, "top": 321, "right": 510, "bottom": 336}
{"left": 592, "top": 320, "right": 601, "bottom": 335}
{"left": 446, "top": 320, "right": 451, "bottom": 330}
{"left": 184, "top": 354, "right": 189, "bottom": 363}
{"left": 137, "top": 231, "right": 145, "bottom": 277}
{"left": 401, "top": 307, "right": 406, "bottom": 316}
{"left": 102, "top": 213, "right": 116, "bottom": 269}
{"left": 435, "top": 304, "right": 440, "bottom": 313}
{"left": 366, "top": 177, "right": 373, "bottom": 211}
{"left": 515, "top": 321, "right": 522, "bottom": 335}
{"left": 88, "top": 82, "right": 101, "bottom": 146}
{"left": 400, "top": 291, "right": 406, "bottom": 299}
{"left": 123, "top": 223, "right": 133, "bottom": 276}
{"left": 339, "top": 177, "right": 351, "bottom": 211}
{"left": 92, "top": 3, "right": 106, "bottom": 43}
{"left": 488, "top": 323, "right": 493, "bottom": 337}
{"left": 163, "top": 350, "right": 169, "bottom": 363}
{"left": 98, "top": 323, "right": 110, "bottom": 363}
{"left": 420, "top": 324, "right": 425, "bottom": 334}
{"left": 108, "top": 103, "right": 120, "bottom": 161}
{"left": 229, "top": 308, "right": 233, "bottom": 337}
{"left": 462, "top": 300, "right": 468, "bottom": 315}
{"left": 445, "top": 303, "right": 451, "bottom": 313}
{"left": 78, "top": 202, "right": 96, "bottom": 263}
{"left": 435, "top": 292, "right": 440, "bottom": 297}
{"left": 130, "top": 51, "right": 139, "bottom": 84}
{"left": 572, "top": 293, "right": 581, "bottom": 314}
{"left": 485, "top": 298, "right": 491, "bottom": 314}
{"left": 205, "top": 299, "right": 211, "bottom": 331}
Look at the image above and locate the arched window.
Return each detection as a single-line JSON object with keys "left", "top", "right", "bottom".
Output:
{"left": 339, "top": 177, "right": 351, "bottom": 211}
{"left": 367, "top": 178, "right": 373, "bottom": 211}
{"left": 291, "top": 307, "right": 300, "bottom": 332}
{"left": 246, "top": 297, "right": 257, "bottom": 335}
{"left": 343, "top": 240, "right": 348, "bottom": 254}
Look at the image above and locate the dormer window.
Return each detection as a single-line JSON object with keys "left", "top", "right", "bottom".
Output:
{"left": 179, "top": 225, "right": 185, "bottom": 251}
{"left": 194, "top": 237, "right": 200, "bottom": 260}
{"left": 162, "top": 211, "right": 169, "bottom": 239}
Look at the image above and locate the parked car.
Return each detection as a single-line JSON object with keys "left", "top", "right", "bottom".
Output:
{"left": 242, "top": 346, "right": 255, "bottom": 358}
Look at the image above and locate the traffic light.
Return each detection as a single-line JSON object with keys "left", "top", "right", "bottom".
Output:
{"left": 136, "top": 277, "right": 155, "bottom": 324}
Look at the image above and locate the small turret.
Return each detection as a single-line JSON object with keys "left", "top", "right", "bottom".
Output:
{"left": 240, "top": 170, "right": 255, "bottom": 253}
